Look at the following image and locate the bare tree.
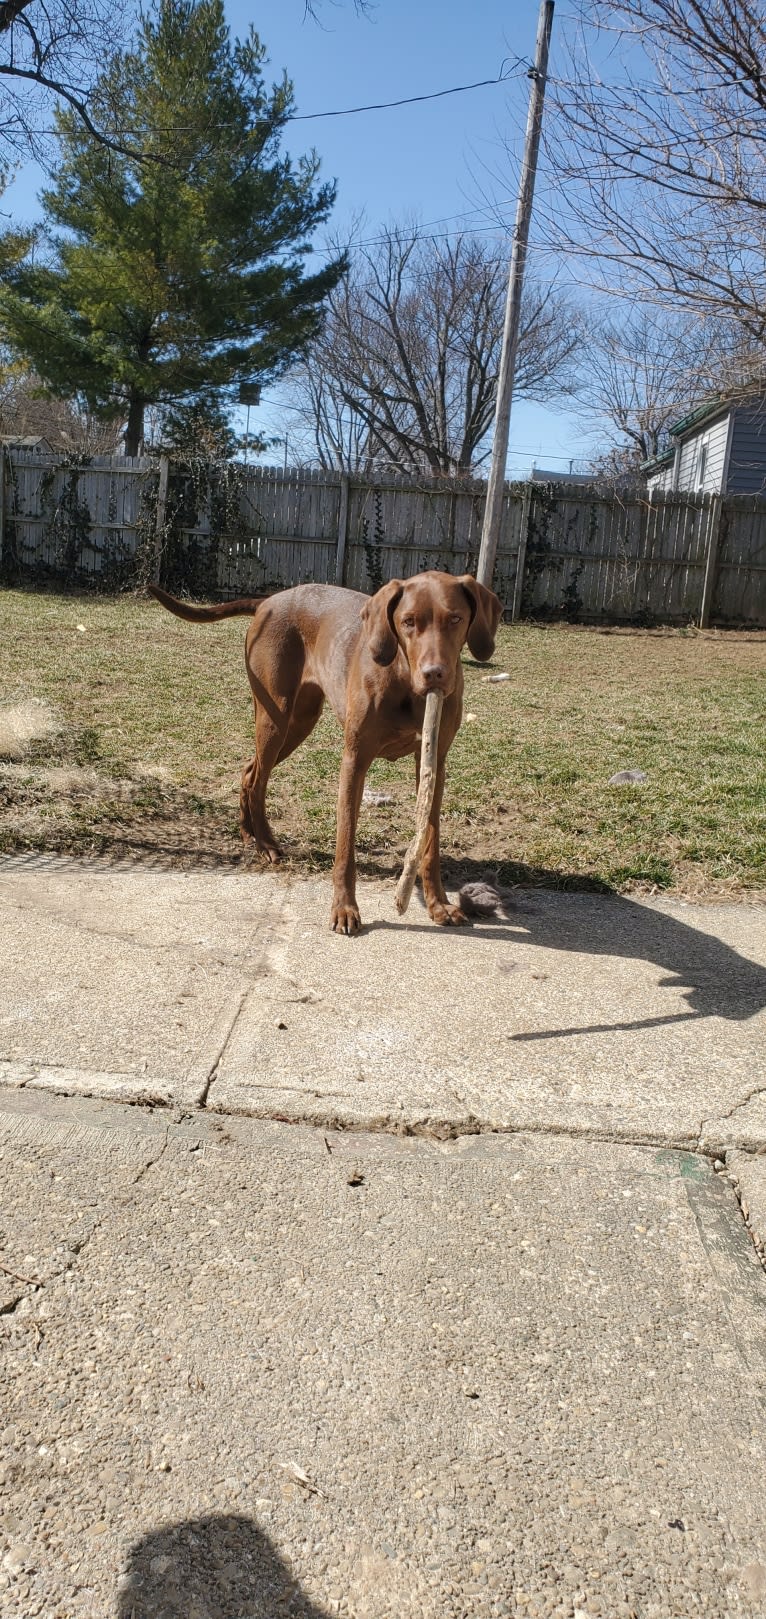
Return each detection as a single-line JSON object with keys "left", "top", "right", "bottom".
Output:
{"left": 545, "top": 0, "right": 766, "bottom": 357}
{"left": 579, "top": 309, "right": 726, "bottom": 469}
{"left": 0, "top": 0, "right": 134, "bottom": 160}
{"left": 288, "top": 224, "right": 582, "bottom": 475}
{"left": 286, "top": 364, "right": 378, "bottom": 473}
{"left": 0, "top": 366, "right": 121, "bottom": 450}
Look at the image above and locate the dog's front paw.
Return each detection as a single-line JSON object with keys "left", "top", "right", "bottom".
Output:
{"left": 330, "top": 900, "right": 363, "bottom": 936}
{"left": 429, "top": 901, "right": 469, "bottom": 927}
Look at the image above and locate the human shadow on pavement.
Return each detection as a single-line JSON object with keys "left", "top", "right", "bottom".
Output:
{"left": 117, "top": 1513, "right": 329, "bottom": 1619}
{"left": 500, "top": 887, "right": 766, "bottom": 1039}
{"left": 455, "top": 878, "right": 766, "bottom": 1038}
{"left": 374, "top": 861, "right": 766, "bottom": 1037}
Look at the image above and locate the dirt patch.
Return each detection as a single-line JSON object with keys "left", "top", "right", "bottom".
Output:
{"left": 1, "top": 767, "right": 762, "bottom": 905}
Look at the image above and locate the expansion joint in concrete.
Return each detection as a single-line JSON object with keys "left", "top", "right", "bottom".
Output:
{"left": 194, "top": 987, "right": 250, "bottom": 1107}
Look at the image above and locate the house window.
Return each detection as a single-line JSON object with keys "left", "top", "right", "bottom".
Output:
{"left": 697, "top": 436, "right": 709, "bottom": 489}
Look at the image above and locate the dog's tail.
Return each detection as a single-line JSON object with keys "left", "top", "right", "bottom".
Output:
{"left": 146, "top": 583, "right": 269, "bottom": 623}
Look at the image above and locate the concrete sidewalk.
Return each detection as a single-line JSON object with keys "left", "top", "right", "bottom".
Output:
{"left": 2, "top": 855, "right": 765, "bottom": 1151}
{"left": 3, "top": 855, "right": 766, "bottom": 1617}
{"left": 1, "top": 1088, "right": 766, "bottom": 1619}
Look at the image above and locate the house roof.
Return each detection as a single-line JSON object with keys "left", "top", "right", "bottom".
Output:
{"left": 641, "top": 399, "right": 729, "bottom": 475}
{"left": 530, "top": 465, "right": 592, "bottom": 484}
{"left": 641, "top": 446, "right": 674, "bottom": 476}
{"left": 0, "top": 433, "right": 52, "bottom": 448}
{"left": 667, "top": 398, "right": 727, "bottom": 438}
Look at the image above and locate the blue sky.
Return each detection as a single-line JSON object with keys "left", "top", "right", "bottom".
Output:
{"left": 3, "top": 0, "right": 598, "bottom": 471}
{"left": 236, "top": 0, "right": 594, "bottom": 472}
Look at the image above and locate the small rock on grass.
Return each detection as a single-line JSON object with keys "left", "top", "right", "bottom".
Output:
{"left": 608, "top": 769, "right": 647, "bottom": 786}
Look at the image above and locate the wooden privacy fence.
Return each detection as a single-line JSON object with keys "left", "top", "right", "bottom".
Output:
{"left": 2, "top": 446, "right": 766, "bottom": 626}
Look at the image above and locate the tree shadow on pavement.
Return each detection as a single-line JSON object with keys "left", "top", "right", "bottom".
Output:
{"left": 116, "top": 1514, "right": 329, "bottom": 1619}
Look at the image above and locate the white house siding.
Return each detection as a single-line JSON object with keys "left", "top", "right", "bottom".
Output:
{"left": 675, "top": 412, "right": 731, "bottom": 493}
{"left": 647, "top": 457, "right": 675, "bottom": 495}
{"left": 727, "top": 405, "right": 766, "bottom": 494}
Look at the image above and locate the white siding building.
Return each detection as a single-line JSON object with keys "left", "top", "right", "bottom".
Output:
{"left": 644, "top": 397, "right": 766, "bottom": 496}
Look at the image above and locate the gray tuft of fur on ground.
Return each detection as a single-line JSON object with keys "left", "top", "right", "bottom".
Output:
{"left": 457, "top": 879, "right": 515, "bottom": 919}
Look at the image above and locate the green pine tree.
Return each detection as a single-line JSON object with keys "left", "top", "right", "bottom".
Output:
{"left": 157, "top": 394, "right": 253, "bottom": 459}
{"left": 0, "top": 0, "right": 345, "bottom": 454}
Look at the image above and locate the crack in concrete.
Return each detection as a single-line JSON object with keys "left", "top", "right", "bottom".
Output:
{"left": 4, "top": 1051, "right": 766, "bottom": 1159}
{"left": 716, "top": 1082, "right": 766, "bottom": 1125}
{"left": 127, "top": 1123, "right": 171, "bottom": 1188}
{"left": 195, "top": 989, "right": 249, "bottom": 1108}
{"left": 1, "top": 1126, "right": 171, "bottom": 1333}
{"left": 698, "top": 1083, "right": 766, "bottom": 1154}
{"left": 724, "top": 1157, "right": 766, "bottom": 1280}
{"left": 205, "top": 1098, "right": 709, "bottom": 1155}
{"left": 5, "top": 1067, "right": 759, "bottom": 1157}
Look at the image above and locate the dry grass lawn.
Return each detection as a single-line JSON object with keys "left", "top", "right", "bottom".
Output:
{"left": 1, "top": 584, "right": 765, "bottom": 898}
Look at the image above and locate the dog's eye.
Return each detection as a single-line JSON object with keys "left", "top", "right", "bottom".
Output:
{"left": 448, "top": 613, "right": 463, "bottom": 625}
{"left": 401, "top": 616, "right": 416, "bottom": 630}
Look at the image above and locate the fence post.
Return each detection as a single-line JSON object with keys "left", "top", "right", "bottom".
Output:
{"left": 511, "top": 483, "right": 532, "bottom": 620}
{"left": 153, "top": 455, "right": 170, "bottom": 584}
{"left": 699, "top": 494, "right": 723, "bottom": 629}
{"left": 335, "top": 472, "right": 350, "bottom": 586}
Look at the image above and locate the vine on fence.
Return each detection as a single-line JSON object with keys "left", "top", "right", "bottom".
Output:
{"left": 39, "top": 457, "right": 93, "bottom": 578}
{"left": 0, "top": 449, "right": 268, "bottom": 596}
{"left": 360, "top": 487, "right": 386, "bottom": 594}
{"left": 155, "top": 458, "right": 267, "bottom": 598}
{"left": 0, "top": 456, "right": 20, "bottom": 581}
{"left": 521, "top": 485, "right": 587, "bottom": 622}
{"left": 3, "top": 454, "right": 764, "bottom": 624}
{"left": 2, "top": 451, "right": 139, "bottom": 590}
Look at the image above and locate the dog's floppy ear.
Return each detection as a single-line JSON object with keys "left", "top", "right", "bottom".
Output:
{"left": 361, "top": 579, "right": 405, "bottom": 665}
{"left": 457, "top": 576, "right": 503, "bottom": 661}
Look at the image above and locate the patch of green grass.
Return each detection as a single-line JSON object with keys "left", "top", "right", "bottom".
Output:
{"left": 1, "top": 585, "right": 765, "bottom": 896}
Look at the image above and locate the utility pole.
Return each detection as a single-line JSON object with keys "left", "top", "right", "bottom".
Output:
{"left": 477, "top": 0, "right": 554, "bottom": 590}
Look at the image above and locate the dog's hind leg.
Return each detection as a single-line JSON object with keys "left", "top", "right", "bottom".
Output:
{"left": 240, "top": 695, "right": 291, "bottom": 862}
{"left": 240, "top": 685, "right": 324, "bottom": 862}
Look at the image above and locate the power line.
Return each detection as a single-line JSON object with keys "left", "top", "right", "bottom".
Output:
{"left": 341, "top": 218, "right": 568, "bottom": 255}
{"left": 288, "top": 59, "right": 526, "bottom": 121}
{"left": 345, "top": 208, "right": 515, "bottom": 251}
{"left": 25, "top": 58, "right": 528, "bottom": 140}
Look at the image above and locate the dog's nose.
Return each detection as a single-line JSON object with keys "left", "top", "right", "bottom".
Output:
{"left": 421, "top": 663, "right": 446, "bottom": 689}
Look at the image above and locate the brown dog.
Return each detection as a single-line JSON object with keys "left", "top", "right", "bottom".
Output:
{"left": 148, "top": 572, "right": 502, "bottom": 934}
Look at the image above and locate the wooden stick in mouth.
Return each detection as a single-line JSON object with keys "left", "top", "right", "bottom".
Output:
{"left": 395, "top": 690, "right": 444, "bottom": 915}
